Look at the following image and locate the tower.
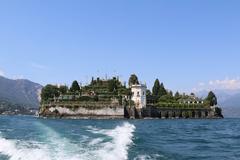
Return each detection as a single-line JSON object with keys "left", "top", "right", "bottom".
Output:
{"left": 131, "top": 84, "right": 147, "bottom": 109}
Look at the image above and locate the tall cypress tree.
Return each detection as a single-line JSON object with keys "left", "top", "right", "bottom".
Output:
{"left": 174, "top": 91, "right": 180, "bottom": 100}
{"left": 70, "top": 80, "right": 80, "bottom": 93}
{"left": 159, "top": 83, "right": 167, "bottom": 97}
{"left": 152, "top": 79, "right": 160, "bottom": 96}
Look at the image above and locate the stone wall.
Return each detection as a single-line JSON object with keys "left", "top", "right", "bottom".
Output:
{"left": 141, "top": 105, "right": 222, "bottom": 119}
{"left": 39, "top": 103, "right": 223, "bottom": 119}
{"left": 39, "top": 103, "right": 124, "bottom": 119}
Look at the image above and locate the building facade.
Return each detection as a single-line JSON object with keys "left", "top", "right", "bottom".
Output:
{"left": 131, "top": 84, "right": 147, "bottom": 109}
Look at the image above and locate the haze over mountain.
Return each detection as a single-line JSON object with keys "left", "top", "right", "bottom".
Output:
{"left": 196, "top": 89, "right": 240, "bottom": 118}
{"left": 0, "top": 76, "right": 42, "bottom": 112}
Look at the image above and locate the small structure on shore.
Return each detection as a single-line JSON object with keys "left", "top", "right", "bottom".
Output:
{"left": 131, "top": 84, "right": 147, "bottom": 109}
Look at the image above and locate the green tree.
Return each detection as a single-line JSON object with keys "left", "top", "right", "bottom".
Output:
{"left": 152, "top": 79, "right": 167, "bottom": 101}
{"left": 108, "top": 79, "right": 118, "bottom": 93}
{"left": 152, "top": 79, "right": 160, "bottom": 96}
{"left": 59, "top": 85, "right": 68, "bottom": 94}
{"left": 41, "top": 84, "right": 60, "bottom": 101}
{"left": 205, "top": 91, "right": 218, "bottom": 106}
{"left": 146, "top": 89, "right": 152, "bottom": 96}
{"left": 215, "top": 107, "right": 223, "bottom": 117}
{"left": 70, "top": 80, "right": 80, "bottom": 93}
{"left": 159, "top": 83, "right": 167, "bottom": 97}
{"left": 128, "top": 74, "right": 139, "bottom": 86}
{"left": 168, "top": 90, "right": 173, "bottom": 97}
{"left": 159, "top": 94, "right": 175, "bottom": 103}
{"left": 190, "top": 93, "right": 195, "bottom": 97}
{"left": 174, "top": 91, "right": 181, "bottom": 101}
{"left": 90, "top": 77, "right": 95, "bottom": 85}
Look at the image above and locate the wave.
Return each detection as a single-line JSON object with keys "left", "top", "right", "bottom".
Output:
{"left": 87, "top": 122, "right": 136, "bottom": 160}
{"left": 0, "top": 137, "right": 51, "bottom": 160}
{"left": 0, "top": 122, "right": 135, "bottom": 160}
{"left": 133, "top": 154, "right": 164, "bottom": 160}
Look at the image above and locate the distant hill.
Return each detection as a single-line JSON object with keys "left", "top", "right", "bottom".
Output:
{"left": 0, "top": 76, "right": 42, "bottom": 111}
{"left": 196, "top": 89, "right": 240, "bottom": 118}
{"left": 220, "top": 93, "right": 240, "bottom": 107}
{"left": 220, "top": 93, "right": 240, "bottom": 118}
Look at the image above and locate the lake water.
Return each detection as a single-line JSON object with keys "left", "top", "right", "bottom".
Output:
{"left": 0, "top": 116, "right": 239, "bottom": 160}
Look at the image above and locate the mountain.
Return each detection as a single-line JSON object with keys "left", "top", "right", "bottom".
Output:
{"left": 220, "top": 93, "right": 240, "bottom": 118}
{"left": 220, "top": 93, "right": 240, "bottom": 106}
{"left": 0, "top": 76, "right": 42, "bottom": 113}
{"left": 196, "top": 89, "right": 240, "bottom": 118}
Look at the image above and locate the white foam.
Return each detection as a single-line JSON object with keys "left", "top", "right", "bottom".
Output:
{"left": 134, "top": 155, "right": 152, "bottom": 160}
{"left": 88, "top": 138, "right": 103, "bottom": 146}
{"left": 0, "top": 137, "right": 51, "bottom": 160}
{"left": 133, "top": 154, "right": 164, "bottom": 160}
{"left": 0, "top": 122, "right": 135, "bottom": 160}
{"left": 88, "top": 122, "right": 136, "bottom": 160}
{"left": 0, "top": 123, "right": 82, "bottom": 160}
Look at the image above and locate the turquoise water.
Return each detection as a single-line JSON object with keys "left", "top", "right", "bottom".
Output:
{"left": 0, "top": 116, "right": 239, "bottom": 160}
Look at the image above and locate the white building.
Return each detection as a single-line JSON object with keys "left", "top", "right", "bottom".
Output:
{"left": 131, "top": 84, "right": 147, "bottom": 109}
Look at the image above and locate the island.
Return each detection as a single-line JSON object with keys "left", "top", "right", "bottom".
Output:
{"left": 39, "top": 74, "right": 223, "bottom": 119}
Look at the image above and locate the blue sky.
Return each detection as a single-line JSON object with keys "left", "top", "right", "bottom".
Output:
{"left": 0, "top": 0, "right": 239, "bottom": 92}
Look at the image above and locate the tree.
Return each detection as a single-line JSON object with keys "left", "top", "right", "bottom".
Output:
{"left": 168, "top": 91, "right": 173, "bottom": 97}
{"left": 146, "top": 89, "right": 152, "bottom": 96}
{"left": 70, "top": 80, "right": 80, "bottom": 93}
{"left": 146, "top": 89, "right": 156, "bottom": 104}
{"left": 128, "top": 74, "right": 139, "bottom": 86}
{"left": 90, "top": 77, "right": 95, "bottom": 85}
{"left": 205, "top": 91, "right": 217, "bottom": 106}
{"left": 159, "top": 94, "right": 175, "bottom": 103}
{"left": 159, "top": 83, "right": 167, "bottom": 97}
{"left": 108, "top": 79, "right": 118, "bottom": 93}
{"left": 152, "top": 79, "right": 160, "bottom": 96}
{"left": 215, "top": 107, "right": 223, "bottom": 117}
{"left": 41, "top": 84, "right": 60, "bottom": 101}
{"left": 152, "top": 79, "right": 167, "bottom": 100}
{"left": 190, "top": 93, "right": 195, "bottom": 97}
{"left": 174, "top": 91, "right": 181, "bottom": 100}
{"left": 175, "top": 91, "right": 180, "bottom": 98}
{"left": 59, "top": 85, "right": 68, "bottom": 94}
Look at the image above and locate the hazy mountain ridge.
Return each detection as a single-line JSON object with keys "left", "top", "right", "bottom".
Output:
{"left": 196, "top": 89, "right": 240, "bottom": 117}
{"left": 0, "top": 76, "right": 42, "bottom": 111}
{"left": 219, "top": 93, "right": 240, "bottom": 118}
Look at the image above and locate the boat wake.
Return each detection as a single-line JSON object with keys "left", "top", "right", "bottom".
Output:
{"left": 0, "top": 136, "right": 51, "bottom": 160}
{"left": 0, "top": 122, "right": 135, "bottom": 160}
{"left": 86, "top": 122, "right": 136, "bottom": 160}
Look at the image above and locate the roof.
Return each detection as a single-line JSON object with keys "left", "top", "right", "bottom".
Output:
{"left": 131, "top": 84, "right": 147, "bottom": 88}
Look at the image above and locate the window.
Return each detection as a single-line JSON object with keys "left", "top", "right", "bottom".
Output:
{"left": 143, "top": 91, "right": 145, "bottom": 95}
{"left": 137, "top": 91, "right": 140, "bottom": 96}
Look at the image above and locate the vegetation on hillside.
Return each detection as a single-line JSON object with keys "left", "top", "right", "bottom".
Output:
{"left": 0, "top": 76, "right": 42, "bottom": 109}
{"left": 0, "top": 98, "right": 33, "bottom": 114}
{"left": 147, "top": 77, "right": 218, "bottom": 109}
{"left": 41, "top": 74, "right": 218, "bottom": 109}
{"left": 41, "top": 77, "right": 132, "bottom": 106}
